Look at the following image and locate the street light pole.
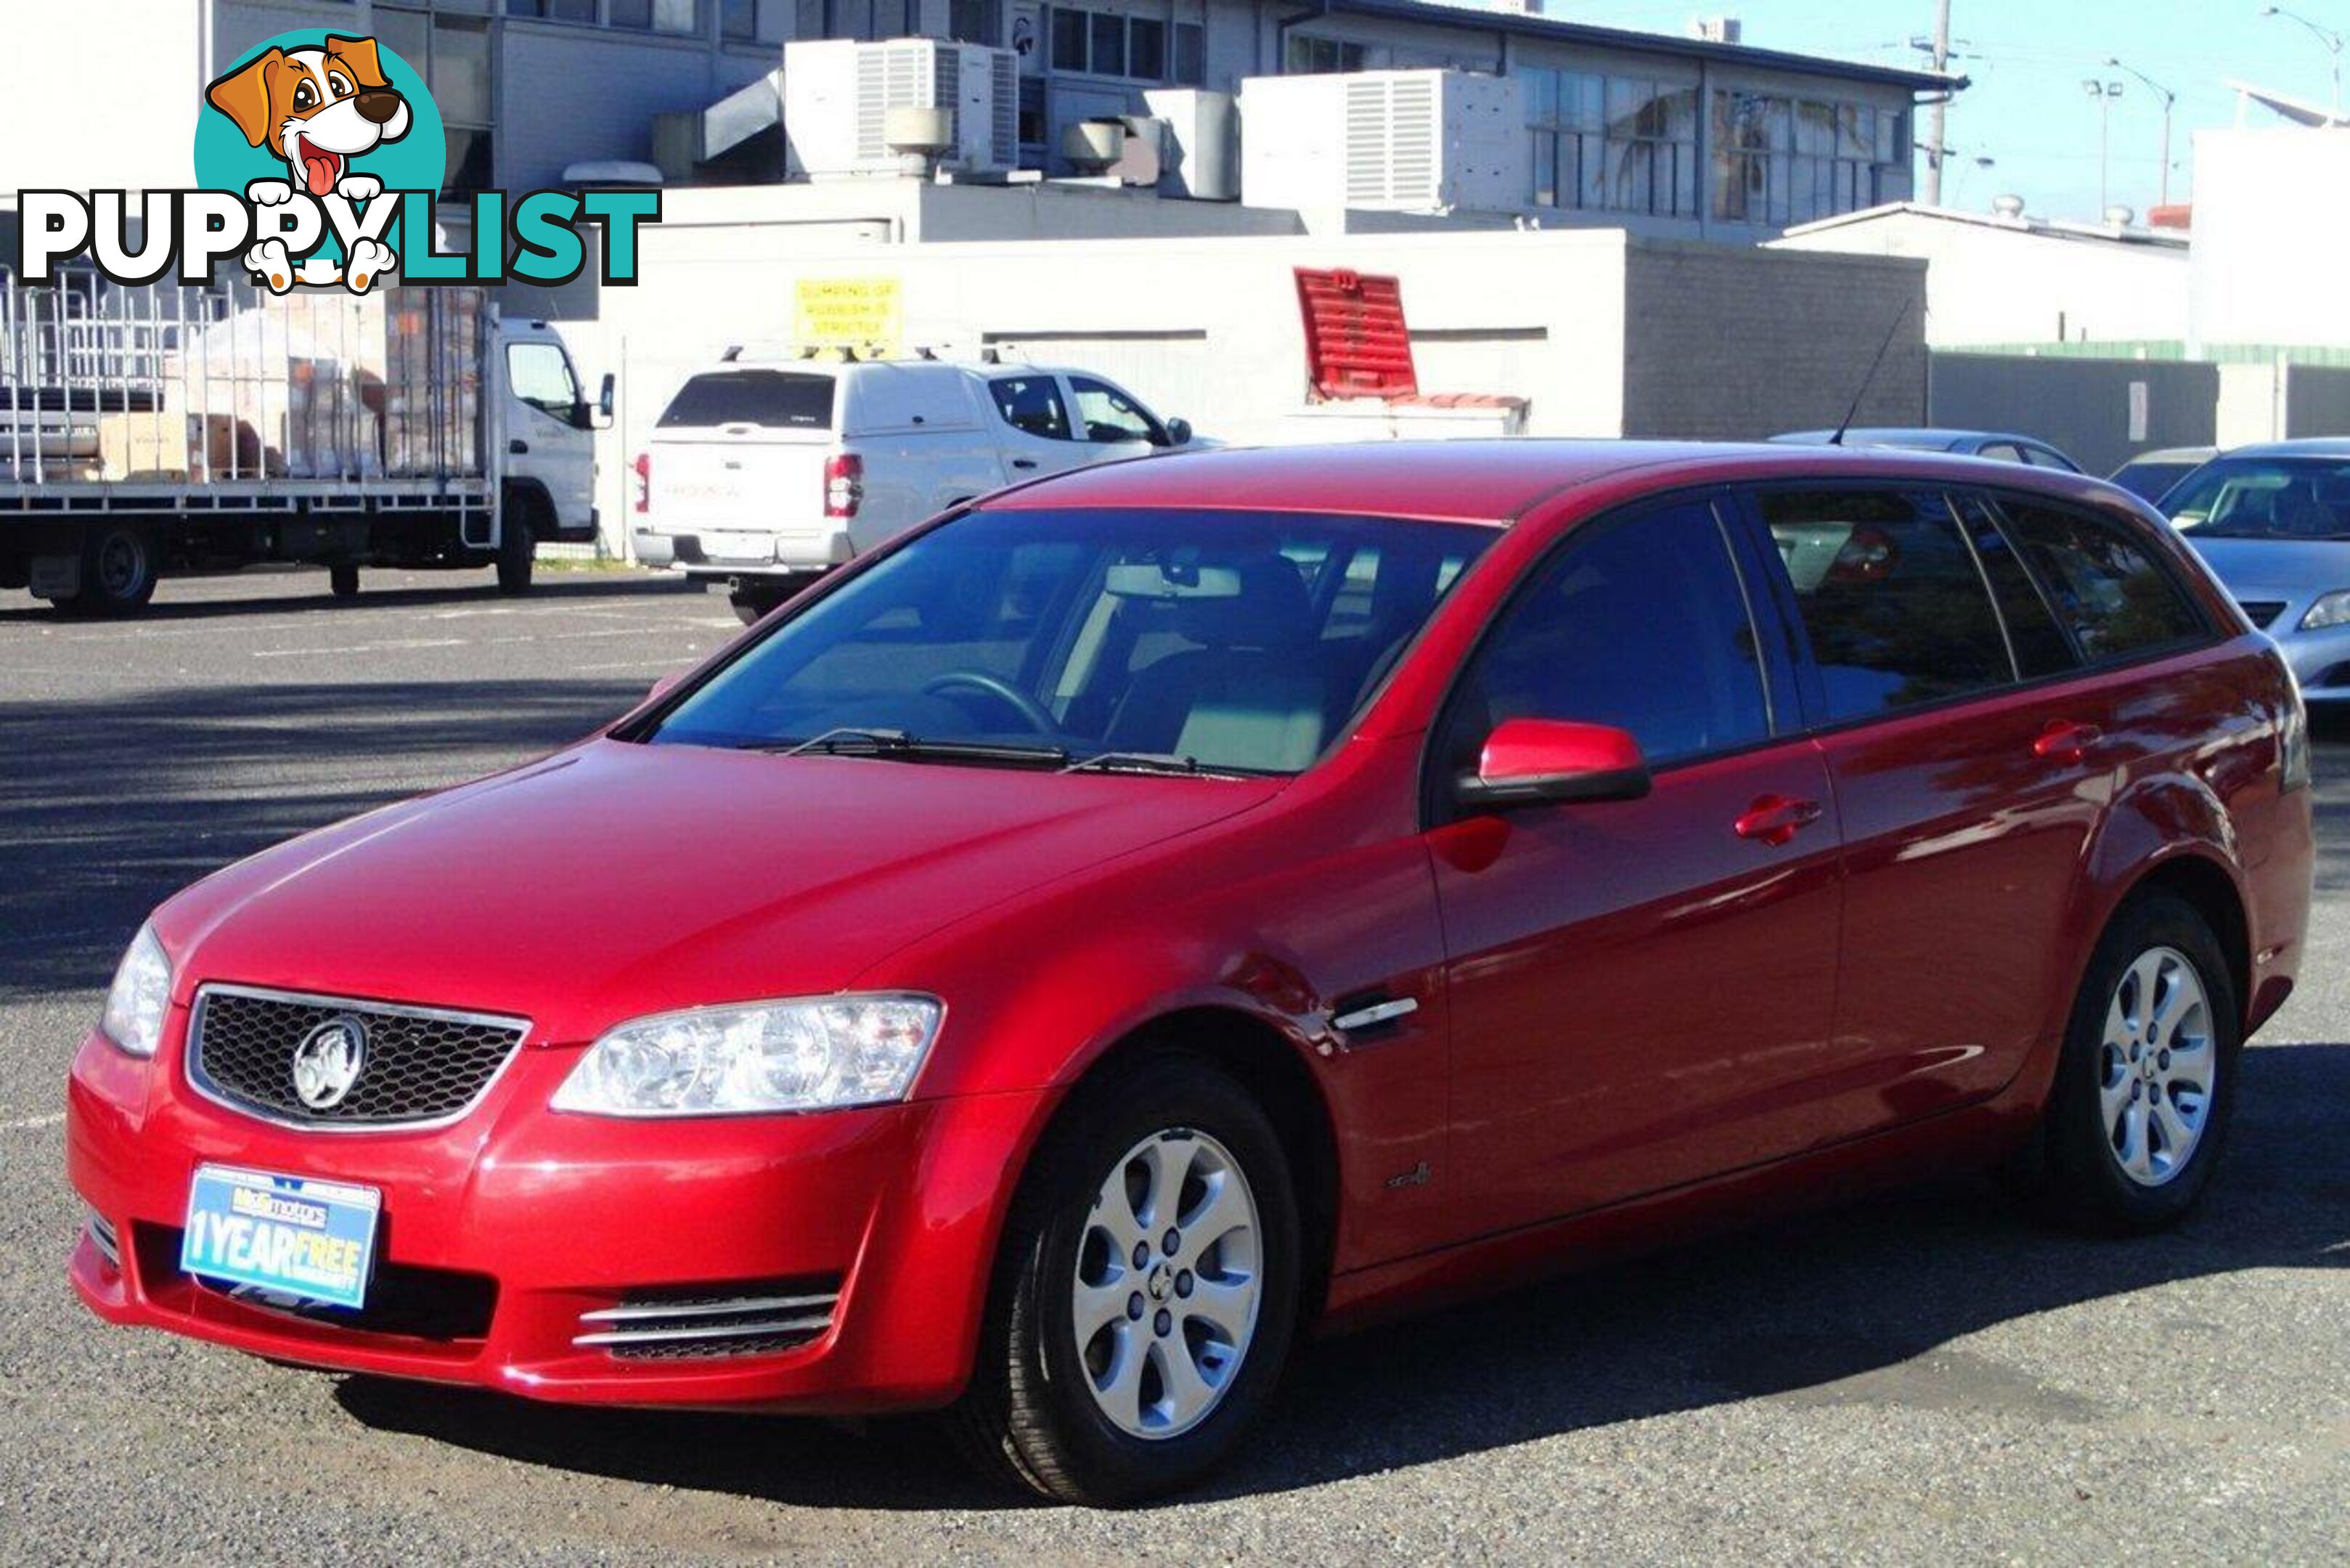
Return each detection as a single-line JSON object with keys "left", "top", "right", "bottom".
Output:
{"left": 2108, "top": 57, "right": 2179, "bottom": 207}
{"left": 2083, "top": 79, "right": 2124, "bottom": 218}
{"left": 2261, "top": 4, "right": 2346, "bottom": 116}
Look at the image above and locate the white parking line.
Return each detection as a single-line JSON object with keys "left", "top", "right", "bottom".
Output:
{"left": 576, "top": 655, "right": 699, "bottom": 672}
{"left": 0, "top": 1112, "right": 65, "bottom": 1132}
{"left": 252, "top": 638, "right": 470, "bottom": 658}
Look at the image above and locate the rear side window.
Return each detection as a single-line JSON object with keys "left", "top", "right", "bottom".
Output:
{"left": 1954, "top": 494, "right": 2078, "bottom": 679}
{"left": 1758, "top": 489, "right": 2012, "bottom": 722}
{"left": 1997, "top": 499, "right": 2208, "bottom": 662}
{"left": 991, "top": 375, "right": 1072, "bottom": 440}
{"left": 656, "top": 371, "right": 835, "bottom": 430}
{"left": 1439, "top": 501, "right": 1771, "bottom": 771}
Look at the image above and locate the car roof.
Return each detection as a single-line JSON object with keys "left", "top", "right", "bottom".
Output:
{"left": 2118, "top": 447, "right": 2219, "bottom": 465}
{"left": 2213, "top": 438, "right": 2350, "bottom": 460}
{"left": 977, "top": 439, "right": 2123, "bottom": 524}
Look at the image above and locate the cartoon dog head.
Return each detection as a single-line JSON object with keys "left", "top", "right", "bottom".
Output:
{"left": 206, "top": 36, "right": 412, "bottom": 197}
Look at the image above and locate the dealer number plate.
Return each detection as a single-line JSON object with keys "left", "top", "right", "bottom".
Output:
{"left": 180, "top": 1165, "right": 381, "bottom": 1310}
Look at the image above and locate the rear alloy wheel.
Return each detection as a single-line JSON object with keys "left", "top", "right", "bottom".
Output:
{"left": 952, "top": 1054, "right": 1300, "bottom": 1505}
{"left": 65, "top": 523, "right": 158, "bottom": 615}
{"left": 2041, "top": 892, "right": 2239, "bottom": 1233}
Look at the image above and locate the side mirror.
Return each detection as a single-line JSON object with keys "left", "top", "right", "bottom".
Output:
{"left": 1164, "top": 416, "right": 1193, "bottom": 447}
{"left": 592, "top": 372, "right": 616, "bottom": 429}
{"left": 1454, "top": 718, "right": 1650, "bottom": 811}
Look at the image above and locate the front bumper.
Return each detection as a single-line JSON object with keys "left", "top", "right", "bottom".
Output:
{"left": 2277, "top": 622, "right": 2350, "bottom": 702}
{"left": 66, "top": 1021, "right": 1045, "bottom": 1413}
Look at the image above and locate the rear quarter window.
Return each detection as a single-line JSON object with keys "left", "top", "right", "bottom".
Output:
{"left": 656, "top": 371, "right": 836, "bottom": 430}
{"left": 1995, "top": 499, "right": 2210, "bottom": 663}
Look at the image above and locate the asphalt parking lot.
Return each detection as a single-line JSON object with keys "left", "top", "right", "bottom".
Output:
{"left": 2, "top": 568, "right": 2346, "bottom": 1564}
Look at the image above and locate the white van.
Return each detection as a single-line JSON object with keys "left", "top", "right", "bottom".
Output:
{"left": 632, "top": 351, "right": 1196, "bottom": 621}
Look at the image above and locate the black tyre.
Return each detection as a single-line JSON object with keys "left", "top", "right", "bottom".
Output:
{"left": 495, "top": 513, "right": 536, "bottom": 595}
{"left": 2040, "top": 891, "right": 2239, "bottom": 1234}
{"left": 63, "top": 523, "right": 158, "bottom": 616}
{"left": 952, "top": 1053, "right": 1302, "bottom": 1506}
{"left": 329, "top": 563, "right": 361, "bottom": 598}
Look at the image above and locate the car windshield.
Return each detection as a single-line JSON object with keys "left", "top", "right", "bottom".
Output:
{"left": 2163, "top": 456, "right": 2350, "bottom": 540}
{"left": 648, "top": 507, "right": 1497, "bottom": 775}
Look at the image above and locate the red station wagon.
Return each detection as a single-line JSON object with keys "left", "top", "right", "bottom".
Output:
{"left": 67, "top": 443, "right": 2314, "bottom": 1503}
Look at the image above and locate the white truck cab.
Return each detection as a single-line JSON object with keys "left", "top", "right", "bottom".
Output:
{"left": 632, "top": 351, "right": 1194, "bottom": 622}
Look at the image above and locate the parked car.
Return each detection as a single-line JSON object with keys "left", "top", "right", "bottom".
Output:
{"left": 68, "top": 442, "right": 2312, "bottom": 1506}
{"left": 1772, "top": 426, "right": 2084, "bottom": 472}
{"left": 2109, "top": 445, "right": 2219, "bottom": 505}
{"left": 2158, "top": 438, "right": 2350, "bottom": 703}
{"left": 632, "top": 351, "right": 1196, "bottom": 623}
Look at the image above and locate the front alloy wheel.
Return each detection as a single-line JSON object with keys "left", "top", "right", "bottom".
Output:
{"left": 953, "top": 1053, "right": 1301, "bottom": 1505}
{"left": 1073, "top": 1129, "right": 1263, "bottom": 1441}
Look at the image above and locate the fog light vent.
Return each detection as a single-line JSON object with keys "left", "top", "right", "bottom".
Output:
{"left": 574, "top": 1280, "right": 840, "bottom": 1360}
{"left": 85, "top": 1209, "right": 121, "bottom": 1270}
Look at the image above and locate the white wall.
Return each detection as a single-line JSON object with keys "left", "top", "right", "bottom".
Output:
{"left": 1, "top": 1, "right": 205, "bottom": 195}
{"left": 2191, "top": 128, "right": 2350, "bottom": 351}
{"left": 1770, "top": 209, "right": 2189, "bottom": 346}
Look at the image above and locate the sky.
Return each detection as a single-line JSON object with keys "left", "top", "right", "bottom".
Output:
{"left": 1542, "top": 0, "right": 2348, "bottom": 221}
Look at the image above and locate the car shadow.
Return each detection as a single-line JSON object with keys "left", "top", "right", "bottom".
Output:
{"left": 332, "top": 1038, "right": 2350, "bottom": 1512}
{"left": 0, "top": 571, "right": 698, "bottom": 626}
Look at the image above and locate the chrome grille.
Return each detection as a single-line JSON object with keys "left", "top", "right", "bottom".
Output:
{"left": 2237, "top": 599, "right": 2288, "bottom": 629}
{"left": 575, "top": 1283, "right": 841, "bottom": 1360}
{"left": 187, "top": 984, "right": 527, "bottom": 1130}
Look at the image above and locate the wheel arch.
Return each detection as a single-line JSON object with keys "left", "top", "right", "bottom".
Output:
{"left": 499, "top": 477, "right": 556, "bottom": 537}
{"left": 1051, "top": 1004, "right": 1343, "bottom": 1327}
{"left": 2120, "top": 851, "right": 2253, "bottom": 1032}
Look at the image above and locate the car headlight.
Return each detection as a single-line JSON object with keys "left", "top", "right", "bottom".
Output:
{"left": 99, "top": 924, "right": 172, "bottom": 1058}
{"left": 2299, "top": 590, "right": 2350, "bottom": 631}
{"left": 550, "top": 994, "right": 942, "bottom": 1117}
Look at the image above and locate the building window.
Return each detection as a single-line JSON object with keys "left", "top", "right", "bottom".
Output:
{"left": 507, "top": 0, "right": 597, "bottom": 20}
{"left": 1519, "top": 65, "right": 1603, "bottom": 210}
{"left": 722, "top": 0, "right": 794, "bottom": 38}
{"left": 610, "top": 0, "right": 701, "bottom": 32}
{"left": 1599, "top": 78, "right": 1699, "bottom": 219}
{"left": 377, "top": 10, "right": 498, "bottom": 196}
{"left": 1172, "top": 22, "right": 1204, "bottom": 86}
{"left": 948, "top": 0, "right": 1001, "bottom": 45}
{"left": 1711, "top": 89, "right": 1909, "bottom": 226}
{"left": 1048, "top": 7, "right": 1178, "bottom": 81}
{"left": 1287, "top": 35, "right": 1366, "bottom": 75}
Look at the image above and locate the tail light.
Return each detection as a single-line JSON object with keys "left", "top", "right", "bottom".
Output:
{"left": 2276, "top": 653, "right": 2312, "bottom": 793}
{"left": 824, "top": 452, "right": 862, "bottom": 520}
{"left": 632, "top": 452, "right": 650, "bottom": 515}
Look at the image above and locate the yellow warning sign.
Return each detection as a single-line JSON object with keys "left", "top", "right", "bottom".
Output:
{"left": 794, "top": 277, "right": 903, "bottom": 352}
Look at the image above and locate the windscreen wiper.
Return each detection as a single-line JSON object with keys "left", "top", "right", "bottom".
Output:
{"left": 759, "top": 728, "right": 1072, "bottom": 768}
{"left": 1061, "top": 750, "right": 1252, "bottom": 779}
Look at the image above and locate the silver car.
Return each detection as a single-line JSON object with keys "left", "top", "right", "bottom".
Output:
{"left": 2160, "top": 440, "right": 2350, "bottom": 704}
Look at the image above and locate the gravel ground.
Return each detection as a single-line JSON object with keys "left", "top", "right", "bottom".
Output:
{"left": 1, "top": 566, "right": 2345, "bottom": 1564}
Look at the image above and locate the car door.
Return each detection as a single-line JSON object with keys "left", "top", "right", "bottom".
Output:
{"left": 502, "top": 336, "right": 596, "bottom": 533}
{"left": 986, "top": 372, "right": 1091, "bottom": 481}
{"left": 1739, "top": 483, "right": 2112, "bottom": 1122}
{"left": 1429, "top": 495, "right": 1845, "bottom": 1235}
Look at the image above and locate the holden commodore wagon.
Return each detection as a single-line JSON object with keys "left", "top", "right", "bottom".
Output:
{"left": 68, "top": 441, "right": 2313, "bottom": 1505}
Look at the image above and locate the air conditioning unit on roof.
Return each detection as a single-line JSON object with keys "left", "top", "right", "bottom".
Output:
{"left": 1240, "top": 70, "right": 1526, "bottom": 215}
{"left": 784, "top": 38, "right": 1021, "bottom": 179}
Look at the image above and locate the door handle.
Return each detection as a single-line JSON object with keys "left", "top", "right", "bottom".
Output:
{"left": 508, "top": 438, "right": 529, "bottom": 455}
{"left": 1734, "top": 794, "right": 1825, "bottom": 846}
{"left": 2032, "top": 719, "right": 2103, "bottom": 764}
{"left": 1011, "top": 457, "right": 1038, "bottom": 470}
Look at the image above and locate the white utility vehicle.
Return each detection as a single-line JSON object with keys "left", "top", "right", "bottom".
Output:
{"left": 632, "top": 349, "right": 1196, "bottom": 623}
{"left": 0, "top": 266, "right": 603, "bottom": 615}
